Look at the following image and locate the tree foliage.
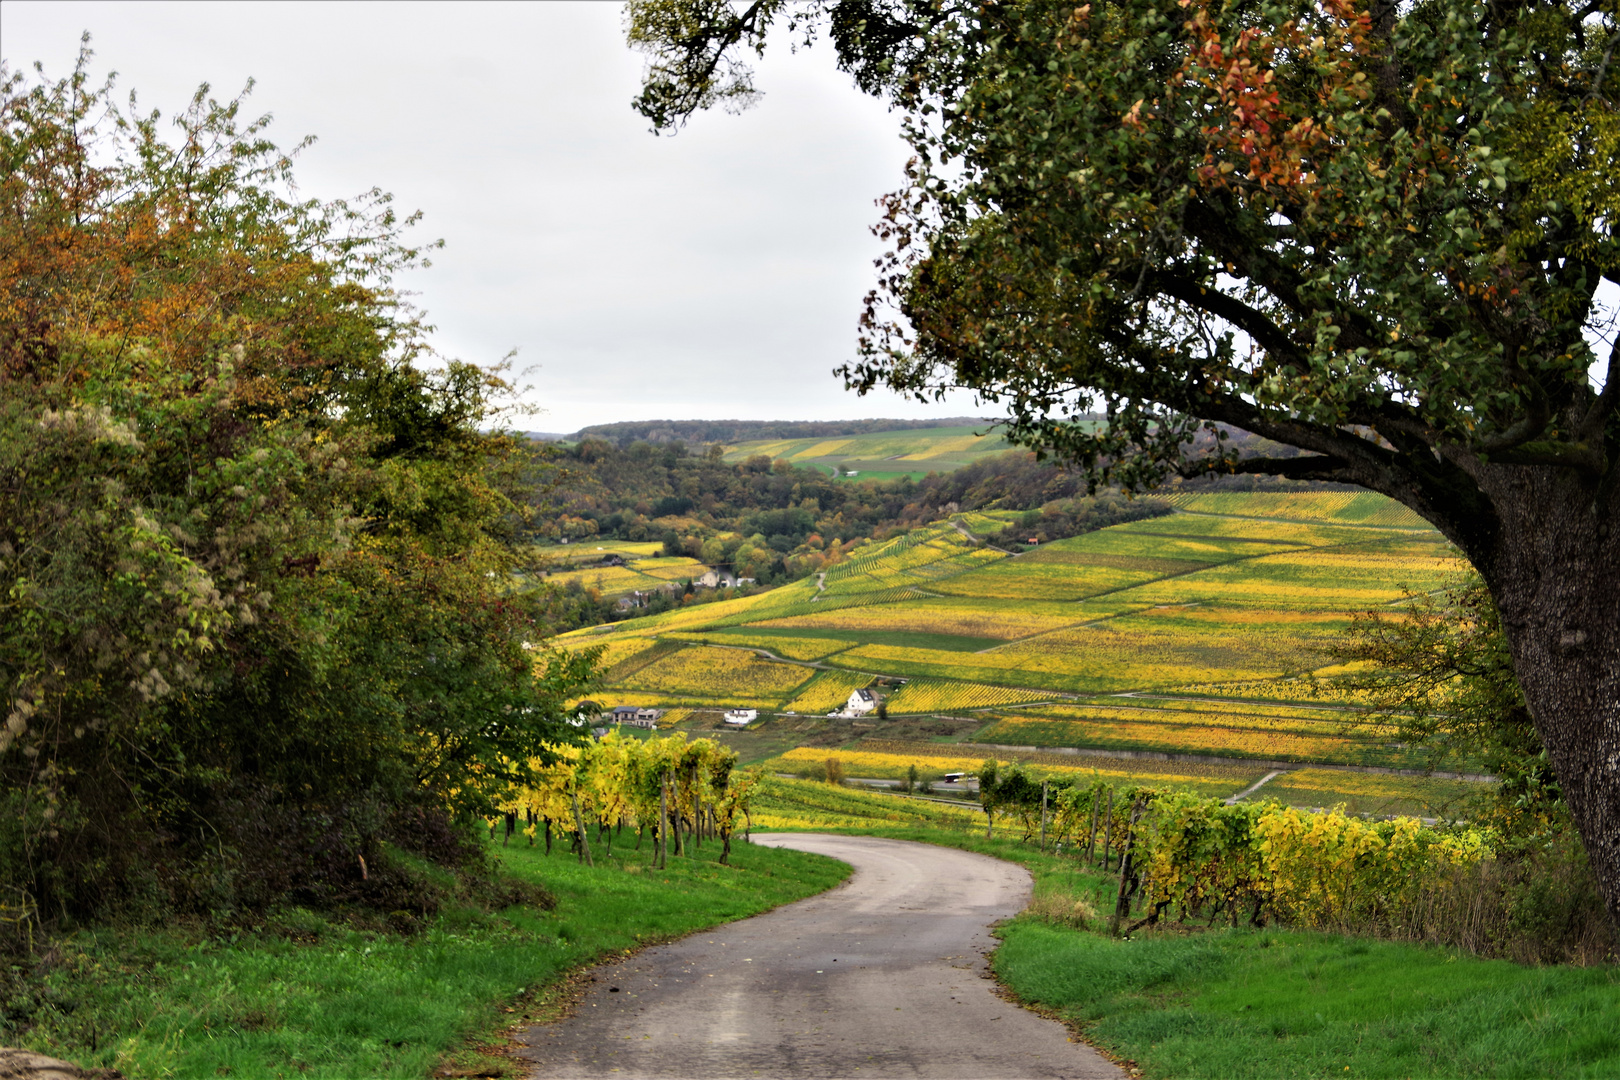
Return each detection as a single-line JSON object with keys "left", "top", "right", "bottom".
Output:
{"left": 1331, "top": 573, "right": 1560, "bottom": 830}
{"left": 0, "top": 46, "right": 594, "bottom": 921}
{"left": 625, "top": 0, "right": 1620, "bottom": 927}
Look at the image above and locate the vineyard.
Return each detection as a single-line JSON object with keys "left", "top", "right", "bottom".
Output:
{"left": 720, "top": 423, "right": 1014, "bottom": 481}
{"left": 749, "top": 776, "right": 983, "bottom": 831}
{"left": 883, "top": 678, "right": 1057, "bottom": 714}
{"left": 973, "top": 697, "right": 1407, "bottom": 768}
{"left": 781, "top": 670, "right": 876, "bottom": 714}
{"left": 615, "top": 644, "right": 816, "bottom": 703}
{"left": 765, "top": 745, "right": 1261, "bottom": 799}
{"left": 553, "top": 491, "right": 1495, "bottom": 807}
{"left": 752, "top": 769, "right": 1497, "bottom": 943}
{"left": 1260, "top": 768, "right": 1491, "bottom": 818}
{"left": 1163, "top": 491, "right": 1431, "bottom": 528}
{"left": 499, "top": 731, "right": 763, "bottom": 867}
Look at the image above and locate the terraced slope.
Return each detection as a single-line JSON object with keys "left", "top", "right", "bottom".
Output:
{"left": 552, "top": 492, "right": 1477, "bottom": 810}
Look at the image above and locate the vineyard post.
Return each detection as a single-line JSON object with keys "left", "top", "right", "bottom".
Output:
{"left": 1100, "top": 788, "right": 1115, "bottom": 869}
{"left": 693, "top": 765, "right": 705, "bottom": 850}
{"left": 1110, "top": 799, "right": 1147, "bottom": 935}
{"left": 1086, "top": 791, "right": 1099, "bottom": 862}
{"left": 671, "top": 771, "right": 685, "bottom": 858}
{"left": 658, "top": 773, "right": 670, "bottom": 870}
{"left": 570, "top": 786, "right": 594, "bottom": 868}
{"left": 1040, "top": 781, "right": 1049, "bottom": 853}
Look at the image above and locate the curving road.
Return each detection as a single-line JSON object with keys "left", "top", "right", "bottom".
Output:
{"left": 518, "top": 834, "right": 1122, "bottom": 1079}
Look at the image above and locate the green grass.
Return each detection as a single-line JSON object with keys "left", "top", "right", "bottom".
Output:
{"left": 995, "top": 924, "right": 1620, "bottom": 1079}
{"left": 752, "top": 781, "right": 1620, "bottom": 1080}
{"left": 8, "top": 837, "right": 848, "bottom": 1079}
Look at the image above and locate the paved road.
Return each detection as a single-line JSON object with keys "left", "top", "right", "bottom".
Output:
{"left": 517, "top": 834, "right": 1122, "bottom": 1079}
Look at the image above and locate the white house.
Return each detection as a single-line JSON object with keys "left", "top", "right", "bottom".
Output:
{"left": 723, "top": 708, "right": 758, "bottom": 726}
{"left": 846, "top": 688, "right": 878, "bottom": 716}
{"left": 696, "top": 568, "right": 740, "bottom": 589}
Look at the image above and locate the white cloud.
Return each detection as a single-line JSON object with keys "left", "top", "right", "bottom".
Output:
{"left": 1, "top": 1, "right": 986, "bottom": 431}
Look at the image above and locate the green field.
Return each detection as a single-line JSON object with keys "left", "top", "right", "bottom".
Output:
{"left": 554, "top": 491, "right": 1482, "bottom": 809}
{"left": 720, "top": 424, "right": 1016, "bottom": 481}
{"left": 536, "top": 543, "right": 707, "bottom": 598}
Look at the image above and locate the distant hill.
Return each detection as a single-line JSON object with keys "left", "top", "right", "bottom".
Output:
{"left": 720, "top": 423, "right": 1020, "bottom": 481}
{"left": 569, "top": 418, "right": 999, "bottom": 447}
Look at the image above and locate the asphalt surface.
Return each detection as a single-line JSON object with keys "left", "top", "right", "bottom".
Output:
{"left": 517, "top": 833, "right": 1123, "bottom": 1080}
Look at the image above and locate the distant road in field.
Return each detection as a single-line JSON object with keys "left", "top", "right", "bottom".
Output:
{"left": 518, "top": 834, "right": 1122, "bottom": 1080}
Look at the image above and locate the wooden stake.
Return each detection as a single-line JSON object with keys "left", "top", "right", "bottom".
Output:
{"left": 1040, "top": 781, "right": 1049, "bottom": 853}
{"left": 1100, "top": 788, "right": 1115, "bottom": 869}
{"left": 1110, "top": 799, "right": 1147, "bottom": 935}
{"left": 571, "top": 787, "right": 594, "bottom": 868}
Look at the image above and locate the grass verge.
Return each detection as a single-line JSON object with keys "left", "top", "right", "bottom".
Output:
{"left": 6, "top": 832, "right": 847, "bottom": 1079}
{"left": 755, "top": 778, "right": 1620, "bottom": 1079}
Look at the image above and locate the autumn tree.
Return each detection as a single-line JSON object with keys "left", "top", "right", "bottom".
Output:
{"left": 627, "top": 0, "right": 1620, "bottom": 922}
{"left": 0, "top": 46, "right": 594, "bottom": 918}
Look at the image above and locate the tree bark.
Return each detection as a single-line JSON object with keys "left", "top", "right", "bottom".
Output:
{"left": 1468, "top": 468, "right": 1620, "bottom": 927}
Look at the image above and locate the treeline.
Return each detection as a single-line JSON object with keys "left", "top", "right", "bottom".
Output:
{"left": 537, "top": 440, "right": 1179, "bottom": 621}
{"left": 568, "top": 416, "right": 997, "bottom": 446}
{"left": 1, "top": 61, "right": 592, "bottom": 928}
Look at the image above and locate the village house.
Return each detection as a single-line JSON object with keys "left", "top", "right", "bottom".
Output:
{"left": 723, "top": 708, "right": 758, "bottom": 726}
{"left": 695, "top": 568, "right": 740, "bottom": 589}
{"left": 846, "top": 688, "right": 877, "bottom": 716}
{"left": 607, "top": 705, "right": 662, "bottom": 729}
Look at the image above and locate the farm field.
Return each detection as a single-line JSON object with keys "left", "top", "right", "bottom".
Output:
{"left": 1256, "top": 767, "right": 1491, "bottom": 818}
{"left": 973, "top": 698, "right": 1411, "bottom": 768}
{"left": 720, "top": 423, "right": 1015, "bottom": 481}
{"left": 763, "top": 743, "right": 1265, "bottom": 800}
{"left": 556, "top": 492, "right": 1485, "bottom": 808}
{"left": 536, "top": 543, "right": 708, "bottom": 598}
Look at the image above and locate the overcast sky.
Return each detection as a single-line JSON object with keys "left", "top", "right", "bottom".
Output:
{"left": 3, "top": 1, "right": 987, "bottom": 433}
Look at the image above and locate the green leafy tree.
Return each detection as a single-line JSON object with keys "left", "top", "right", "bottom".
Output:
{"left": 627, "top": 0, "right": 1620, "bottom": 922}
{"left": 0, "top": 46, "right": 593, "bottom": 917}
{"left": 1332, "top": 573, "right": 1558, "bottom": 831}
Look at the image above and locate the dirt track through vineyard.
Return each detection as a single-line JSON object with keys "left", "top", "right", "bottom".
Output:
{"left": 517, "top": 834, "right": 1122, "bottom": 1079}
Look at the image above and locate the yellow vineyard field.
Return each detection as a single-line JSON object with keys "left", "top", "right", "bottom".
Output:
{"left": 856, "top": 739, "right": 1265, "bottom": 784}
{"left": 655, "top": 707, "right": 692, "bottom": 728}
{"left": 545, "top": 565, "right": 665, "bottom": 593}
{"left": 768, "top": 746, "right": 1256, "bottom": 799}
{"left": 929, "top": 558, "right": 1158, "bottom": 600}
{"left": 883, "top": 678, "right": 1058, "bottom": 713}
{"left": 1256, "top": 767, "right": 1492, "bottom": 818}
{"left": 783, "top": 670, "right": 876, "bottom": 714}
{"left": 617, "top": 644, "right": 815, "bottom": 700}
{"left": 669, "top": 632, "right": 853, "bottom": 661}
{"left": 974, "top": 710, "right": 1380, "bottom": 765}
{"left": 754, "top": 599, "right": 1080, "bottom": 640}
{"left": 749, "top": 776, "right": 984, "bottom": 832}
{"left": 1165, "top": 491, "right": 1430, "bottom": 528}
{"left": 553, "top": 493, "right": 1462, "bottom": 781}
{"left": 1106, "top": 541, "right": 1459, "bottom": 609}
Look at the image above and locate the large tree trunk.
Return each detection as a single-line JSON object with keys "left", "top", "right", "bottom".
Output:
{"left": 1469, "top": 468, "right": 1620, "bottom": 927}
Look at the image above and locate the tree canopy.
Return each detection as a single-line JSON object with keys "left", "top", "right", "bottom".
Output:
{"left": 0, "top": 47, "right": 594, "bottom": 919}
{"left": 627, "top": 0, "right": 1620, "bottom": 924}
